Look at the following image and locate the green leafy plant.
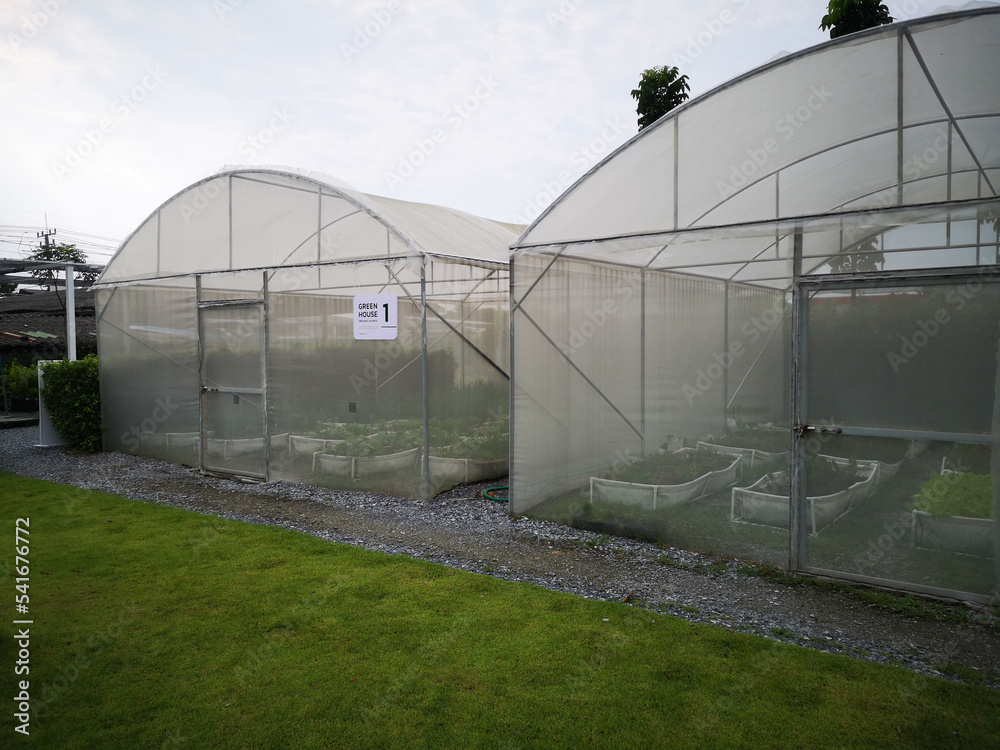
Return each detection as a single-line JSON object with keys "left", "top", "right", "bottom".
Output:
{"left": 39, "top": 355, "right": 102, "bottom": 451}
{"left": 631, "top": 65, "right": 690, "bottom": 131}
{"left": 820, "top": 0, "right": 893, "bottom": 39}
{"left": 2, "top": 360, "right": 39, "bottom": 408}
{"left": 912, "top": 472, "right": 992, "bottom": 519}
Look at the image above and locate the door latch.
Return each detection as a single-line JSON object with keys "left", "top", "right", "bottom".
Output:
{"left": 795, "top": 423, "right": 842, "bottom": 438}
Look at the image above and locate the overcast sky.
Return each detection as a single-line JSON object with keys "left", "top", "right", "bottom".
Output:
{"left": 0, "top": 0, "right": 983, "bottom": 264}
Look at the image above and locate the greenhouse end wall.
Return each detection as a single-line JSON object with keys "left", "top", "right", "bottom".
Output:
{"left": 96, "top": 168, "right": 512, "bottom": 500}
{"left": 512, "top": 209, "right": 1000, "bottom": 602}
{"left": 510, "top": 10, "right": 1000, "bottom": 602}
{"left": 511, "top": 250, "right": 791, "bottom": 568}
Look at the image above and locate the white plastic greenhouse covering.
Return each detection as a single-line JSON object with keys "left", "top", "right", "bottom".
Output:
{"left": 95, "top": 167, "right": 515, "bottom": 500}
{"left": 510, "top": 8, "right": 1000, "bottom": 602}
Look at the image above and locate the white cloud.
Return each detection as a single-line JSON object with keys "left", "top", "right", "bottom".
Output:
{"left": 4, "top": 0, "right": 960, "bottom": 260}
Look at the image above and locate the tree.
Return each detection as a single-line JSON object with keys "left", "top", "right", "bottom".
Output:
{"left": 820, "top": 0, "right": 893, "bottom": 39}
{"left": 828, "top": 237, "right": 884, "bottom": 292}
{"left": 631, "top": 65, "right": 690, "bottom": 131}
{"left": 25, "top": 239, "right": 99, "bottom": 309}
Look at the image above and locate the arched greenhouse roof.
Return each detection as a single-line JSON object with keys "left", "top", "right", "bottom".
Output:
{"left": 514, "top": 6, "right": 1000, "bottom": 280}
{"left": 97, "top": 167, "right": 519, "bottom": 285}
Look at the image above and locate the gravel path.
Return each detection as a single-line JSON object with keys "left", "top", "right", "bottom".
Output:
{"left": 2, "top": 425, "right": 998, "bottom": 688}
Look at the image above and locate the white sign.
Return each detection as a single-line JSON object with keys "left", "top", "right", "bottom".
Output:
{"left": 353, "top": 294, "right": 398, "bottom": 340}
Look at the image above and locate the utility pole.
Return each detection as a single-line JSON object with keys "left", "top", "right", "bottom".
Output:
{"left": 34, "top": 227, "right": 77, "bottom": 360}
{"left": 36, "top": 227, "right": 56, "bottom": 250}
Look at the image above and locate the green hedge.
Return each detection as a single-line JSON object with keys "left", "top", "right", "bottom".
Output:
{"left": 2, "top": 359, "right": 39, "bottom": 409}
{"left": 40, "top": 355, "right": 102, "bottom": 452}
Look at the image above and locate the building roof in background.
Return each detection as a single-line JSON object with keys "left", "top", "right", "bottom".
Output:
{"left": 0, "top": 289, "right": 96, "bottom": 355}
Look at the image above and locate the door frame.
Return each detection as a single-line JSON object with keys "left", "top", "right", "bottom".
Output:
{"left": 196, "top": 273, "right": 269, "bottom": 481}
{"left": 790, "top": 259, "right": 1000, "bottom": 602}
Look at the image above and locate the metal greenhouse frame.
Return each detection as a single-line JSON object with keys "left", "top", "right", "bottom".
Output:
{"left": 510, "top": 8, "right": 1000, "bottom": 602}
{"left": 95, "top": 167, "right": 514, "bottom": 500}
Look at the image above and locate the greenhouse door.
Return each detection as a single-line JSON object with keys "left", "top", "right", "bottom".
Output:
{"left": 793, "top": 274, "right": 1000, "bottom": 601}
{"left": 198, "top": 300, "right": 267, "bottom": 480}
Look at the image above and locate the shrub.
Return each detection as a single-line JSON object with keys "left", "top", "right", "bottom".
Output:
{"left": 2, "top": 360, "right": 39, "bottom": 409}
{"left": 39, "top": 355, "right": 102, "bottom": 452}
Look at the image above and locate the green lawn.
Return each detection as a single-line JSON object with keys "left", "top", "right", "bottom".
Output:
{"left": 2, "top": 472, "right": 999, "bottom": 749}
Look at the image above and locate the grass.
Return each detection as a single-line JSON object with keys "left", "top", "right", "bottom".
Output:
{"left": 3, "top": 472, "right": 1000, "bottom": 749}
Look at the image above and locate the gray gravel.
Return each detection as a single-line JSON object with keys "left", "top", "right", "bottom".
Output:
{"left": 2, "top": 425, "right": 998, "bottom": 688}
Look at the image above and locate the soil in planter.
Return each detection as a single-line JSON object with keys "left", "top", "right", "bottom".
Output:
{"left": 701, "top": 425, "right": 788, "bottom": 454}
{"left": 768, "top": 455, "right": 867, "bottom": 497}
{"left": 912, "top": 472, "right": 993, "bottom": 519}
{"left": 600, "top": 447, "right": 735, "bottom": 486}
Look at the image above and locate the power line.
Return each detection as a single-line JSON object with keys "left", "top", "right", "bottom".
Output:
{"left": 0, "top": 224, "right": 119, "bottom": 260}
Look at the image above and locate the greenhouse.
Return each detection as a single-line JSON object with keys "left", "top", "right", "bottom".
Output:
{"left": 510, "top": 7, "right": 1000, "bottom": 602}
{"left": 95, "top": 167, "right": 514, "bottom": 499}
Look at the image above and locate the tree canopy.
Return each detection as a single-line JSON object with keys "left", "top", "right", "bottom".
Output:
{"left": 23, "top": 240, "right": 99, "bottom": 308}
{"left": 26, "top": 241, "right": 99, "bottom": 286}
{"left": 820, "top": 0, "right": 893, "bottom": 39}
{"left": 630, "top": 65, "right": 690, "bottom": 131}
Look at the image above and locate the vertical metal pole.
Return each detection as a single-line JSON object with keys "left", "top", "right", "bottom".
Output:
{"left": 673, "top": 118, "right": 680, "bottom": 230}
{"left": 640, "top": 269, "right": 646, "bottom": 455}
{"left": 261, "top": 270, "right": 270, "bottom": 481}
{"left": 789, "top": 228, "right": 806, "bottom": 571}
{"left": 722, "top": 279, "right": 730, "bottom": 431}
{"left": 508, "top": 259, "right": 516, "bottom": 509}
{"left": 420, "top": 262, "right": 430, "bottom": 499}
{"left": 65, "top": 264, "right": 77, "bottom": 361}
{"left": 228, "top": 175, "right": 234, "bottom": 270}
{"left": 896, "top": 31, "right": 904, "bottom": 206}
{"left": 196, "top": 276, "right": 206, "bottom": 471}
{"left": 155, "top": 209, "right": 161, "bottom": 276}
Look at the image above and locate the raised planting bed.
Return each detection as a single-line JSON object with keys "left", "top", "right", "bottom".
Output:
{"left": 697, "top": 441, "right": 787, "bottom": 468}
{"left": 313, "top": 447, "right": 422, "bottom": 480}
{"left": 141, "top": 431, "right": 201, "bottom": 452}
{"left": 911, "top": 471, "right": 995, "bottom": 557}
{"left": 290, "top": 435, "right": 345, "bottom": 458}
{"left": 813, "top": 435, "right": 907, "bottom": 480}
{"left": 697, "top": 425, "right": 788, "bottom": 468}
{"left": 590, "top": 448, "right": 742, "bottom": 511}
{"left": 428, "top": 455, "right": 509, "bottom": 487}
{"left": 731, "top": 456, "right": 880, "bottom": 535}
{"left": 206, "top": 436, "right": 266, "bottom": 460}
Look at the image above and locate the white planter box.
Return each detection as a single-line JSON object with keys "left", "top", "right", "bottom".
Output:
{"left": 911, "top": 510, "right": 995, "bottom": 558}
{"left": 206, "top": 436, "right": 265, "bottom": 459}
{"left": 269, "top": 432, "right": 290, "bottom": 454}
{"left": 697, "top": 441, "right": 788, "bottom": 468}
{"left": 141, "top": 431, "right": 201, "bottom": 451}
{"left": 313, "top": 447, "right": 422, "bottom": 480}
{"left": 356, "top": 447, "right": 421, "bottom": 477}
{"left": 290, "top": 435, "right": 344, "bottom": 457}
{"left": 428, "top": 455, "right": 508, "bottom": 486}
{"left": 590, "top": 453, "right": 742, "bottom": 511}
{"left": 313, "top": 452, "right": 356, "bottom": 478}
{"left": 732, "top": 461, "right": 880, "bottom": 536}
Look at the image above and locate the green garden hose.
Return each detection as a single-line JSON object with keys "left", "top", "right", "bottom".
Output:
{"left": 483, "top": 485, "right": 508, "bottom": 502}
